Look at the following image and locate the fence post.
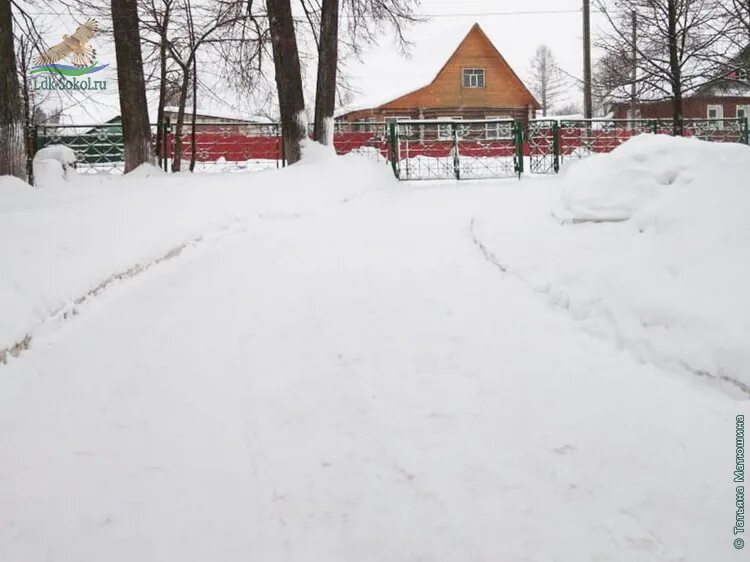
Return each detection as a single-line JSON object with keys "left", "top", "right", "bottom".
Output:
{"left": 552, "top": 120, "right": 560, "bottom": 173}
{"left": 652, "top": 119, "right": 659, "bottom": 135}
{"left": 388, "top": 121, "right": 400, "bottom": 179}
{"left": 452, "top": 122, "right": 460, "bottom": 180}
{"left": 162, "top": 117, "right": 171, "bottom": 173}
{"left": 514, "top": 120, "right": 524, "bottom": 178}
{"left": 742, "top": 117, "right": 749, "bottom": 145}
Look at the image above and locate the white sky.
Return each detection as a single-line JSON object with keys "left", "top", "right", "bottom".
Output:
{"left": 29, "top": 0, "right": 608, "bottom": 124}
{"left": 341, "top": 0, "right": 606, "bottom": 111}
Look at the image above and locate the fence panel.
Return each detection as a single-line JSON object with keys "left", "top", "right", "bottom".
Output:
{"left": 167, "top": 122, "right": 283, "bottom": 172}
{"left": 527, "top": 120, "right": 558, "bottom": 174}
{"left": 37, "top": 123, "right": 125, "bottom": 173}
{"left": 557, "top": 119, "right": 658, "bottom": 165}
{"left": 331, "top": 122, "right": 390, "bottom": 162}
{"left": 682, "top": 118, "right": 747, "bottom": 143}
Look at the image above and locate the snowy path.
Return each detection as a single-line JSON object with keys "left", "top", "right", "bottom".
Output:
{"left": 0, "top": 184, "right": 741, "bottom": 561}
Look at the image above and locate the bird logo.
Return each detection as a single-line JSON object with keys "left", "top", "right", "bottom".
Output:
{"left": 34, "top": 19, "right": 99, "bottom": 69}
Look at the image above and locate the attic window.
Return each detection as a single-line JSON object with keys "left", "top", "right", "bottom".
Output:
{"left": 463, "top": 68, "right": 485, "bottom": 88}
{"left": 739, "top": 68, "right": 749, "bottom": 81}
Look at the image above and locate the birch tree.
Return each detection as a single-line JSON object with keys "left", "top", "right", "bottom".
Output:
{"left": 0, "top": 0, "right": 27, "bottom": 181}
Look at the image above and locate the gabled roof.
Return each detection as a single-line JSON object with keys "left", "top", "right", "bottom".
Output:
{"left": 340, "top": 23, "right": 539, "bottom": 115}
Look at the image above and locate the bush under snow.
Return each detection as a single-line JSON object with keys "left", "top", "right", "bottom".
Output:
{"left": 32, "top": 145, "right": 78, "bottom": 188}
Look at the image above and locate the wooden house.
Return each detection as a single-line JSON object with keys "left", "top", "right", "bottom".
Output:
{"left": 611, "top": 46, "right": 750, "bottom": 123}
{"left": 337, "top": 23, "right": 540, "bottom": 131}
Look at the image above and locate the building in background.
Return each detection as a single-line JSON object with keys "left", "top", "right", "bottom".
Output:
{"left": 336, "top": 23, "right": 540, "bottom": 131}
{"left": 611, "top": 46, "right": 750, "bottom": 122}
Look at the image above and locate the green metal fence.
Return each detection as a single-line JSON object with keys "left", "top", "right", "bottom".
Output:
{"left": 387, "top": 119, "right": 522, "bottom": 181}
{"left": 35, "top": 116, "right": 749, "bottom": 179}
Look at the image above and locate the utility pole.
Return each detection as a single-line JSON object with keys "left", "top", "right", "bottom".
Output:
{"left": 583, "top": 0, "right": 593, "bottom": 119}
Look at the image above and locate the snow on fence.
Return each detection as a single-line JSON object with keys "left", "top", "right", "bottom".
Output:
{"left": 34, "top": 117, "right": 749, "bottom": 179}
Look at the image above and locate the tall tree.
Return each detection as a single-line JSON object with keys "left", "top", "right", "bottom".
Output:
{"left": 313, "top": 0, "right": 338, "bottom": 145}
{"left": 0, "top": 0, "right": 27, "bottom": 181}
{"left": 719, "top": 0, "right": 750, "bottom": 48}
{"left": 267, "top": 0, "right": 306, "bottom": 164}
{"left": 596, "top": 0, "right": 728, "bottom": 135}
{"left": 528, "top": 45, "right": 566, "bottom": 117}
{"left": 111, "top": 0, "right": 155, "bottom": 172}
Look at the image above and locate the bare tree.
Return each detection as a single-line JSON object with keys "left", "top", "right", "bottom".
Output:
{"left": 718, "top": 0, "right": 750, "bottom": 48}
{"left": 528, "top": 45, "right": 566, "bottom": 117}
{"left": 312, "top": 0, "right": 337, "bottom": 144}
{"left": 0, "top": 0, "right": 27, "bottom": 181}
{"left": 267, "top": 0, "right": 306, "bottom": 164}
{"left": 596, "top": 0, "right": 729, "bottom": 134}
{"left": 111, "top": 0, "right": 156, "bottom": 171}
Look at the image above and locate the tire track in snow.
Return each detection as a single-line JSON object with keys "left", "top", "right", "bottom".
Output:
{"left": 469, "top": 217, "right": 750, "bottom": 398}
{"left": 0, "top": 214, "right": 304, "bottom": 367}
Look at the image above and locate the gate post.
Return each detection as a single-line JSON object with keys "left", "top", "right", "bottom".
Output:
{"left": 452, "top": 122, "right": 460, "bottom": 180}
{"left": 388, "top": 121, "right": 400, "bottom": 179}
{"left": 513, "top": 120, "right": 524, "bottom": 178}
{"left": 552, "top": 120, "right": 560, "bottom": 173}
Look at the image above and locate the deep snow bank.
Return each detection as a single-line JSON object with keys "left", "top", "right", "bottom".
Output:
{"left": 0, "top": 144, "right": 393, "bottom": 359}
{"left": 474, "top": 135, "right": 750, "bottom": 393}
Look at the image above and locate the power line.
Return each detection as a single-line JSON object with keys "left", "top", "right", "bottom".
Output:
{"left": 21, "top": 8, "right": 599, "bottom": 18}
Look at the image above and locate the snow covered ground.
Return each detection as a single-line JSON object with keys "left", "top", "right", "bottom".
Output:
{"left": 0, "top": 137, "right": 747, "bottom": 561}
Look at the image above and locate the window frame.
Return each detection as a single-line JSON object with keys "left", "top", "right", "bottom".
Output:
{"left": 737, "top": 105, "right": 750, "bottom": 120}
{"left": 707, "top": 104, "right": 724, "bottom": 119}
{"left": 462, "top": 68, "right": 486, "bottom": 89}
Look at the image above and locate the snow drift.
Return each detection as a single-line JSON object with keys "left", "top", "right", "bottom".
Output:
{"left": 0, "top": 144, "right": 393, "bottom": 361}
{"left": 474, "top": 134, "right": 750, "bottom": 394}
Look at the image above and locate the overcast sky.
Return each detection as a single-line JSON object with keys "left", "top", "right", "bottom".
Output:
{"left": 342, "top": 0, "right": 606, "bottom": 111}
{"left": 30, "top": 0, "right": 608, "bottom": 124}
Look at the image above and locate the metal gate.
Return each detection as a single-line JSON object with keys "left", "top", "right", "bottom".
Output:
{"left": 388, "top": 119, "right": 522, "bottom": 180}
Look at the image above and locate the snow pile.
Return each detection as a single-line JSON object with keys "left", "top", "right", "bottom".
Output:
{"left": 0, "top": 174, "right": 31, "bottom": 193}
{"left": 555, "top": 134, "right": 750, "bottom": 221}
{"left": 33, "top": 145, "right": 78, "bottom": 188}
{"left": 0, "top": 146, "right": 392, "bottom": 359}
{"left": 474, "top": 135, "right": 750, "bottom": 393}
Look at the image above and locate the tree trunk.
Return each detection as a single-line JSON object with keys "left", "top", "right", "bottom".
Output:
{"left": 171, "top": 69, "right": 190, "bottom": 172}
{"left": 267, "top": 0, "right": 306, "bottom": 164}
{"left": 666, "top": 0, "right": 683, "bottom": 136}
{"left": 313, "top": 0, "right": 339, "bottom": 145}
{"left": 189, "top": 54, "right": 197, "bottom": 172}
{"left": 156, "top": 14, "right": 170, "bottom": 169}
{"left": 0, "top": 0, "right": 28, "bottom": 181}
{"left": 111, "top": 0, "right": 155, "bottom": 172}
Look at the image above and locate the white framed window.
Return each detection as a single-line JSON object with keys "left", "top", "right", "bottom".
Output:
{"left": 437, "top": 117, "right": 462, "bottom": 140}
{"left": 738, "top": 68, "right": 749, "bottom": 81}
{"left": 485, "top": 116, "right": 513, "bottom": 139}
{"left": 737, "top": 105, "right": 750, "bottom": 121}
{"left": 462, "top": 68, "right": 485, "bottom": 88}
{"left": 707, "top": 104, "right": 724, "bottom": 120}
